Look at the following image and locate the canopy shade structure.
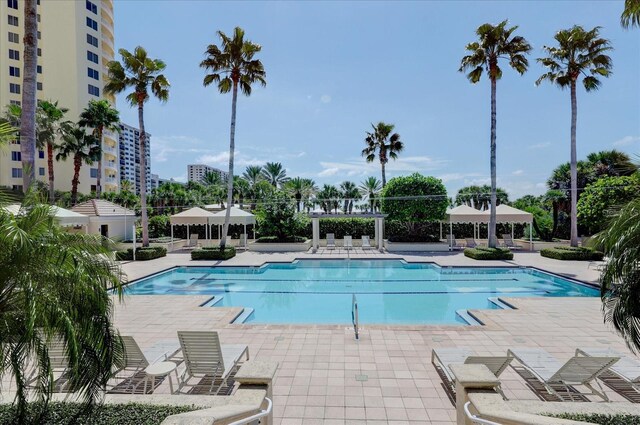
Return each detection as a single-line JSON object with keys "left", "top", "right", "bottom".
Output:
{"left": 481, "top": 204, "right": 533, "bottom": 223}
{"left": 170, "top": 207, "right": 215, "bottom": 226}
{"left": 4, "top": 204, "right": 89, "bottom": 227}
{"left": 445, "top": 205, "right": 486, "bottom": 224}
{"left": 209, "top": 207, "right": 256, "bottom": 226}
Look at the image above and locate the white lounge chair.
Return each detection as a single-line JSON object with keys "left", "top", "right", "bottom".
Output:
{"left": 326, "top": 233, "right": 336, "bottom": 249}
{"left": 501, "top": 234, "right": 522, "bottom": 250}
{"left": 239, "top": 233, "right": 248, "bottom": 249}
{"left": 446, "top": 234, "right": 464, "bottom": 250}
{"left": 431, "top": 348, "right": 512, "bottom": 398}
{"left": 577, "top": 347, "right": 640, "bottom": 397}
{"left": 186, "top": 234, "right": 199, "bottom": 248}
{"left": 508, "top": 348, "right": 618, "bottom": 401}
{"left": 176, "top": 331, "right": 249, "bottom": 395}
{"left": 465, "top": 238, "right": 479, "bottom": 248}
{"left": 361, "top": 235, "right": 374, "bottom": 250}
{"left": 344, "top": 235, "right": 353, "bottom": 250}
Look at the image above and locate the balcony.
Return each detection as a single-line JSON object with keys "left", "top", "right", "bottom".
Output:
{"left": 105, "top": 176, "right": 118, "bottom": 185}
{"left": 101, "top": 34, "right": 114, "bottom": 51}
{"left": 101, "top": 2, "right": 113, "bottom": 21}
{"left": 101, "top": 21, "right": 114, "bottom": 40}
{"left": 104, "top": 160, "right": 117, "bottom": 171}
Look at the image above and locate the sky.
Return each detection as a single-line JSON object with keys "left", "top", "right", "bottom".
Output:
{"left": 113, "top": 0, "right": 640, "bottom": 199}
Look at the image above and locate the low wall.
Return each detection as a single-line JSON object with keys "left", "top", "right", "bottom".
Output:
{"left": 517, "top": 240, "right": 570, "bottom": 251}
{"left": 249, "top": 241, "right": 311, "bottom": 252}
{"left": 385, "top": 240, "right": 450, "bottom": 252}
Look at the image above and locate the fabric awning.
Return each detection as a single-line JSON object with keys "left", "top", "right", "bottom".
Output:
{"left": 209, "top": 207, "right": 256, "bottom": 226}
{"left": 170, "top": 207, "right": 216, "bottom": 226}
{"left": 4, "top": 204, "right": 89, "bottom": 227}
{"left": 446, "top": 205, "right": 486, "bottom": 224}
{"left": 482, "top": 204, "right": 533, "bottom": 223}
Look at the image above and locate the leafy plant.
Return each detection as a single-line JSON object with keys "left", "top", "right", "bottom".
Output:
{"left": 381, "top": 173, "right": 448, "bottom": 223}
{"left": 191, "top": 247, "right": 236, "bottom": 260}
{"left": 540, "top": 246, "right": 603, "bottom": 261}
{"left": 464, "top": 247, "right": 514, "bottom": 260}
{"left": 361, "top": 122, "right": 403, "bottom": 187}
{"left": 256, "top": 192, "right": 308, "bottom": 241}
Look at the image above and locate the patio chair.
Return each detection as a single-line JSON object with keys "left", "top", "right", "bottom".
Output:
{"left": 446, "top": 234, "right": 464, "bottom": 250}
{"left": 431, "top": 348, "right": 512, "bottom": 398}
{"left": 238, "top": 233, "right": 248, "bottom": 249}
{"left": 326, "top": 233, "right": 336, "bottom": 249}
{"left": 344, "top": 235, "right": 353, "bottom": 250}
{"left": 576, "top": 347, "right": 640, "bottom": 399}
{"left": 175, "top": 331, "right": 249, "bottom": 395}
{"left": 465, "top": 238, "right": 478, "bottom": 248}
{"left": 501, "top": 234, "right": 522, "bottom": 250}
{"left": 186, "top": 234, "right": 199, "bottom": 248}
{"left": 508, "top": 347, "right": 618, "bottom": 401}
{"left": 108, "top": 336, "right": 152, "bottom": 393}
{"left": 361, "top": 235, "right": 374, "bottom": 250}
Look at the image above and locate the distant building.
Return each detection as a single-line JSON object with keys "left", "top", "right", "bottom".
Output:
{"left": 187, "top": 164, "right": 228, "bottom": 184}
{"left": 151, "top": 173, "right": 159, "bottom": 190}
{"left": 158, "top": 177, "right": 185, "bottom": 187}
{"left": 118, "top": 123, "right": 151, "bottom": 195}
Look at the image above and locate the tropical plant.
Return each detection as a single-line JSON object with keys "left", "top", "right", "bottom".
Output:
{"left": 359, "top": 177, "right": 382, "bottom": 213}
{"left": 105, "top": 46, "right": 170, "bottom": 247}
{"left": 361, "top": 122, "right": 403, "bottom": 187}
{"left": 380, "top": 173, "right": 448, "bottom": 224}
{"left": 201, "top": 26, "right": 266, "bottom": 249}
{"left": 455, "top": 185, "right": 509, "bottom": 210}
{"left": 536, "top": 25, "right": 612, "bottom": 246}
{"left": 286, "top": 177, "right": 316, "bottom": 212}
{"left": 78, "top": 100, "right": 120, "bottom": 199}
{"left": 587, "top": 150, "right": 636, "bottom": 178}
{"left": 459, "top": 20, "right": 531, "bottom": 248}
{"left": 0, "top": 121, "right": 17, "bottom": 146}
{"left": 120, "top": 179, "right": 134, "bottom": 193}
{"left": 56, "top": 124, "right": 100, "bottom": 205}
{"left": 233, "top": 176, "right": 250, "bottom": 209}
{"left": 340, "top": 181, "right": 359, "bottom": 214}
{"left": 255, "top": 192, "right": 307, "bottom": 241}
{"left": 201, "top": 170, "right": 222, "bottom": 187}
{"left": 36, "top": 101, "right": 70, "bottom": 203}
{"left": 261, "top": 162, "right": 289, "bottom": 188}
{"left": 0, "top": 194, "right": 125, "bottom": 423}
{"left": 622, "top": 0, "right": 640, "bottom": 28}
{"left": 316, "top": 184, "right": 341, "bottom": 213}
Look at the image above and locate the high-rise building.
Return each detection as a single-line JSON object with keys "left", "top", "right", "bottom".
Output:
{"left": 187, "top": 164, "right": 229, "bottom": 184}
{"left": 118, "top": 122, "right": 151, "bottom": 195}
{"left": 150, "top": 173, "right": 159, "bottom": 190}
{"left": 0, "top": 0, "right": 118, "bottom": 194}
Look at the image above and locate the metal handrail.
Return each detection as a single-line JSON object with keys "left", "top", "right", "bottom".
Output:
{"left": 463, "top": 402, "right": 501, "bottom": 425}
{"left": 352, "top": 294, "right": 359, "bottom": 340}
{"left": 227, "top": 397, "right": 272, "bottom": 425}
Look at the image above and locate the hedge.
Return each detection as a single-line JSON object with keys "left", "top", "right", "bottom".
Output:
{"left": 547, "top": 413, "right": 640, "bottom": 425}
{"left": 116, "top": 246, "right": 167, "bottom": 261}
{"left": 255, "top": 236, "right": 307, "bottom": 243}
{"left": 464, "top": 247, "right": 514, "bottom": 260}
{"left": 540, "top": 246, "right": 604, "bottom": 261}
{"left": 0, "top": 402, "right": 199, "bottom": 425}
{"left": 191, "top": 246, "right": 236, "bottom": 260}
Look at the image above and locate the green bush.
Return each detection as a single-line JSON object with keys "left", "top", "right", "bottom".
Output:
{"left": 148, "top": 214, "right": 171, "bottom": 238}
{"left": 540, "top": 246, "right": 604, "bottom": 261}
{"left": 191, "top": 247, "right": 236, "bottom": 260}
{"left": 548, "top": 413, "right": 640, "bottom": 425}
{"left": 255, "top": 236, "right": 307, "bottom": 243}
{"left": 116, "top": 246, "right": 166, "bottom": 261}
{"left": 464, "top": 247, "right": 514, "bottom": 260}
{"left": 381, "top": 173, "right": 448, "bottom": 222}
{"left": 0, "top": 402, "right": 199, "bottom": 425}
{"left": 115, "top": 250, "right": 132, "bottom": 261}
{"left": 256, "top": 192, "right": 309, "bottom": 240}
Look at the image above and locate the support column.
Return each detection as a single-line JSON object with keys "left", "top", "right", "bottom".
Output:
{"left": 449, "top": 221, "right": 453, "bottom": 251}
{"left": 530, "top": 220, "right": 533, "bottom": 251}
{"left": 312, "top": 218, "right": 319, "bottom": 251}
{"left": 450, "top": 364, "right": 501, "bottom": 425}
{"left": 187, "top": 224, "right": 190, "bottom": 241}
{"left": 439, "top": 221, "right": 443, "bottom": 240}
{"left": 170, "top": 224, "right": 173, "bottom": 251}
{"left": 234, "top": 361, "right": 279, "bottom": 425}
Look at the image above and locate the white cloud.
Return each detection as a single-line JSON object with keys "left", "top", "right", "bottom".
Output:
{"left": 196, "top": 151, "right": 264, "bottom": 168}
{"left": 512, "top": 169, "right": 524, "bottom": 176}
{"left": 613, "top": 135, "right": 640, "bottom": 146}
{"left": 320, "top": 95, "right": 332, "bottom": 104}
{"left": 152, "top": 135, "right": 210, "bottom": 163}
{"left": 316, "top": 155, "right": 449, "bottom": 179}
{"left": 318, "top": 167, "right": 339, "bottom": 177}
{"left": 171, "top": 174, "right": 187, "bottom": 183}
{"left": 437, "top": 172, "right": 482, "bottom": 183}
{"left": 527, "top": 142, "right": 551, "bottom": 150}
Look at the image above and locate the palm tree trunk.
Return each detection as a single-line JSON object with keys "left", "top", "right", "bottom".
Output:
{"left": 19, "top": 0, "right": 38, "bottom": 192}
{"left": 381, "top": 162, "right": 386, "bottom": 188}
{"left": 488, "top": 77, "right": 498, "bottom": 249}
{"left": 221, "top": 81, "right": 238, "bottom": 250}
{"left": 569, "top": 81, "right": 579, "bottom": 247}
{"left": 137, "top": 102, "right": 149, "bottom": 247}
{"left": 96, "top": 126, "right": 103, "bottom": 198}
{"left": 71, "top": 154, "right": 81, "bottom": 205}
{"left": 47, "top": 143, "right": 55, "bottom": 203}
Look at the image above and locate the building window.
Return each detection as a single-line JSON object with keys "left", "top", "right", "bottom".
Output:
{"left": 87, "top": 67, "right": 99, "bottom": 80}
{"left": 37, "top": 31, "right": 41, "bottom": 40}
{"left": 37, "top": 13, "right": 40, "bottom": 23}
{"left": 36, "top": 82, "right": 42, "bottom": 91}
{"left": 9, "top": 100, "right": 20, "bottom": 106}
{"left": 8, "top": 0, "right": 18, "bottom": 10}
{"left": 39, "top": 167, "right": 45, "bottom": 176}
{"left": 37, "top": 48, "right": 41, "bottom": 57}
{"left": 37, "top": 65, "right": 42, "bottom": 74}
{"left": 87, "top": 34, "right": 98, "bottom": 47}
{"left": 86, "top": 17, "right": 98, "bottom": 31}
{"left": 9, "top": 49, "right": 19, "bottom": 60}
{"left": 88, "top": 84, "right": 100, "bottom": 96}
{"left": 9, "top": 66, "right": 20, "bottom": 77}
{"left": 90, "top": 168, "right": 98, "bottom": 178}
{"left": 90, "top": 185, "right": 97, "bottom": 192}
{"left": 8, "top": 32, "right": 19, "bottom": 43}
{"left": 9, "top": 83, "right": 20, "bottom": 94}
{"left": 8, "top": 15, "right": 18, "bottom": 26}
{"left": 86, "top": 0, "right": 97, "bottom": 13}
{"left": 11, "top": 151, "right": 21, "bottom": 161}
{"left": 38, "top": 150, "right": 44, "bottom": 159}
{"left": 12, "top": 168, "right": 22, "bottom": 178}
{"left": 12, "top": 185, "right": 23, "bottom": 192}
{"left": 87, "top": 51, "right": 99, "bottom": 64}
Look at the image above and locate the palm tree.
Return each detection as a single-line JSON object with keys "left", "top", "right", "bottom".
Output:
{"left": 361, "top": 122, "right": 403, "bottom": 187}
{"left": 56, "top": 124, "right": 101, "bottom": 205}
{"left": 202, "top": 170, "right": 222, "bottom": 187}
{"left": 622, "top": 0, "right": 640, "bottom": 28}
{"left": 201, "top": 27, "right": 266, "bottom": 250}
{"left": 262, "top": 162, "right": 289, "bottom": 188}
{"left": 242, "top": 165, "right": 263, "bottom": 187}
{"left": 340, "top": 181, "right": 360, "bottom": 214}
{"left": 286, "top": 177, "right": 316, "bottom": 212}
{"left": 37, "top": 100, "right": 69, "bottom": 203}
{"left": 459, "top": 20, "right": 531, "bottom": 248}
{"left": 317, "top": 184, "right": 340, "bottom": 213}
{"left": 78, "top": 99, "right": 120, "bottom": 199}
{"left": 233, "top": 176, "right": 250, "bottom": 209}
{"left": 536, "top": 26, "right": 612, "bottom": 247}
{"left": 120, "top": 179, "right": 134, "bottom": 193}
{"left": 359, "top": 176, "right": 382, "bottom": 213}
{"left": 104, "top": 46, "right": 170, "bottom": 247}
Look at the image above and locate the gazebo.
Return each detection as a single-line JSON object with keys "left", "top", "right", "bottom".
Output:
{"left": 4, "top": 204, "right": 90, "bottom": 232}
{"left": 170, "top": 207, "right": 216, "bottom": 244}
{"left": 209, "top": 207, "right": 257, "bottom": 244}
{"left": 482, "top": 204, "right": 533, "bottom": 249}
{"left": 308, "top": 213, "right": 387, "bottom": 251}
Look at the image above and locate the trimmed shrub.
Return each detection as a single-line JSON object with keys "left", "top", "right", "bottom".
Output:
{"left": 115, "top": 250, "right": 132, "bottom": 261}
{"left": 548, "top": 413, "right": 640, "bottom": 425}
{"left": 540, "top": 246, "right": 604, "bottom": 261}
{"left": 464, "top": 247, "right": 514, "bottom": 260}
{"left": 255, "top": 236, "right": 307, "bottom": 243}
{"left": 116, "top": 246, "right": 166, "bottom": 261}
{"left": 191, "top": 247, "right": 236, "bottom": 260}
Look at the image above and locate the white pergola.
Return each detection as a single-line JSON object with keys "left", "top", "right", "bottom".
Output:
{"left": 170, "top": 207, "right": 216, "bottom": 243}
{"left": 308, "top": 213, "right": 387, "bottom": 251}
{"left": 209, "top": 207, "right": 257, "bottom": 245}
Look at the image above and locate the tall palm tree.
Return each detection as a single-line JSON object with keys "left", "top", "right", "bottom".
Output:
{"left": 0, "top": 195, "right": 125, "bottom": 423}
{"left": 286, "top": 177, "right": 315, "bottom": 212}
{"left": 359, "top": 176, "right": 382, "bottom": 213}
{"left": 37, "top": 100, "right": 69, "bottom": 203}
{"left": 262, "top": 162, "right": 289, "bottom": 188}
{"left": 56, "top": 124, "right": 101, "bottom": 205}
{"left": 233, "top": 176, "right": 250, "bottom": 209}
{"left": 242, "top": 165, "right": 263, "bottom": 187}
{"left": 202, "top": 170, "right": 222, "bottom": 187}
{"left": 622, "top": 0, "right": 640, "bottom": 28}
{"left": 536, "top": 26, "right": 612, "bottom": 247}
{"left": 361, "top": 122, "right": 403, "bottom": 188}
{"left": 201, "top": 27, "right": 266, "bottom": 250}
{"left": 78, "top": 99, "right": 120, "bottom": 198}
{"left": 459, "top": 20, "right": 531, "bottom": 248}
{"left": 340, "top": 181, "right": 359, "bottom": 214}
{"left": 120, "top": 179, "right": 134, "bottom": 193}
{"left": 104, "top": 46, "right": 169, "bottom": 247}
{"left": 19, "top": 0, "right": 38, "bottom": 192}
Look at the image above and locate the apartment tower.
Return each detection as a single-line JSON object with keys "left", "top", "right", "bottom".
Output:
{"left": 0, "top": 0, "right": 118, "bottom": 194}
{"left": 187, "top": 164, "right": 229, "bottom": 184}
{"left": 118, "top": 122, "right": 151, "bottom": 195}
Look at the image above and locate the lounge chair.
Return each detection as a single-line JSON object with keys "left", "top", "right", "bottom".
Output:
{"left": 361, "top": 235, "right": 374, "bottom": 250}
{"left": 431, "top": 348, "right": 512, "bottom": 398}
{"left": 446, "top": 234, "right": 464, "bottom": 250}
{"left": 577, "top": 347, "right": 640, "bottom": 399}
{"left": 326, "top": 233, "right": 336, "bottom": 249}
{"left": 508, "top": 347, "right": 618, "bottom": 401}
{"left": 501, "top": 234, "right": 522, "bottom": 250}
{"left": 239, "top": 233, "right": 248, "bottom": 249}
{"left": 175, "top": 331, "right": 249, "bottom": 395}
{"left": 465, "top": 238, "right": 478, "bottom": 248}
{"left": 344, "top": 235, "right": 353, "bottom": 250}
{"left": 186, "top": 234, "right": 199, "bottom": 248}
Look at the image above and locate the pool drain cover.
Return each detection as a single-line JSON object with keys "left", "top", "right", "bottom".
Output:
{"left": 355, "top": 374, "right": 368, "bottom": 382}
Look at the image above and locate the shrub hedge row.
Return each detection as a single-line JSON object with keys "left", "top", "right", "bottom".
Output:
{"left": 116, "top": 246, "right": 167, "bottom": 261}
{"left": 548, "top": 413, "right": 640, "bottom": 425}
{"left": 191, "top": 246, "right": 236, "bottom": 260}
{"left": 255, "top": 236, "right": 307, "bottom": 243}
{"left": 540, "top": 246, "right": 604, "bottom": 261}
{"left": 463, "top": 247, "right": 514, "bottom": 260}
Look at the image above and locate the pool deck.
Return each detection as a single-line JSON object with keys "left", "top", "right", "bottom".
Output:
{"left": 114, "top": 250, "right": 623, "bottom": 425}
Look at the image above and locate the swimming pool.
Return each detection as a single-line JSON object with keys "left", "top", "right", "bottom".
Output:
{"left": 125, "top": 260, "right": 598, "bottom": 325}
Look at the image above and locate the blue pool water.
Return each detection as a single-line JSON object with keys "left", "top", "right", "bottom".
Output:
{"left": 124, "top": 260, "right": 599, "bottom": 325}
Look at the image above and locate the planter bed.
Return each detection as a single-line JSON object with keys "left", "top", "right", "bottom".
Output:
{"left": 249, "top": 241, "right": 311, "bottom": 252}
{"left": 191, "top": 246, "right": 236, "bottom": 260}
{"left": 384, "top": 240, "right": 450, "bottom": 252}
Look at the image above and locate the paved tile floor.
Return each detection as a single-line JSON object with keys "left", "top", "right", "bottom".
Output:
{"left": 114, "top": 250, "right": 624, "bottom": 425}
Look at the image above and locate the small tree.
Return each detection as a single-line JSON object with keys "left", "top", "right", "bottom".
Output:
{"left": 256, "top": 192, "right": 307, "bottom": 241}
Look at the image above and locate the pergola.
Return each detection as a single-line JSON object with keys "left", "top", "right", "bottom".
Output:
{"left": 209, "top": 207, "right": 257, "bottom": 243}
{"left": 170, "top": 207, "right": 216, "bottom": 243}
{"left": 308, "top": 213, "right": 387, "bottom": 251}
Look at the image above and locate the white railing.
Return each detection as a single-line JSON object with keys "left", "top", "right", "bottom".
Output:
{"left": 227, "top": 398, "right": 272, "bottom": 425}
{"left": 352, "top": 294, "right": 359, "bottom": 340}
